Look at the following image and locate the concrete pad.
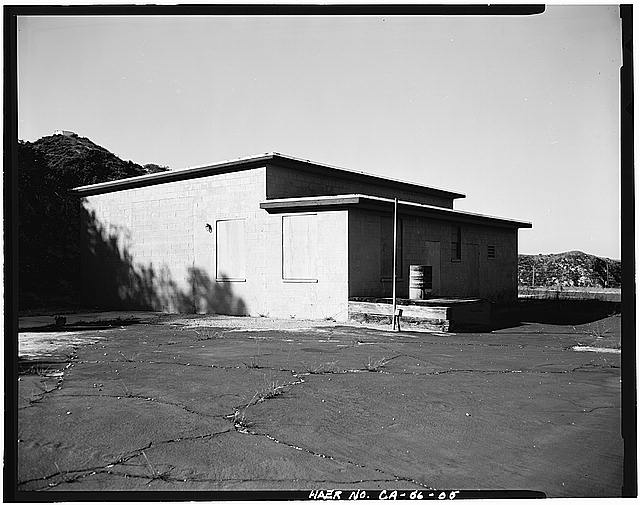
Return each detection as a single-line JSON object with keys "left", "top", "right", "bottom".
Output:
{"left": 244, "top": 368, "right": 621, "bottom": 496}
{"left": 572, "top": 346, "right": 621, "bottom": 354}
{"left": 16, "top": 312, "right": 622, "bottom": 496}
{"left": 168, "top": 315, "right": 340, "bottom": 330}
{"left": 18, "top": 394, "right": 230, "bottom": 490}
{"left": 19, "top": 330, "right": 109, "bottom": 361}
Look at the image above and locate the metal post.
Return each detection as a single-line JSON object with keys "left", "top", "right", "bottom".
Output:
{"left": 531, "top": 264, "right": 535, "bottom": 287}
{"left": 392, "top": 197, "right": 398, "bottom": 330}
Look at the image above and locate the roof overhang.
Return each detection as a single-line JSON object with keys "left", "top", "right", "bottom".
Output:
{"left": 71, "top": 154, "right": 273, "bottom": 196}
{"left": 70, "top": 152, "right": 466, "bottom": 200}
{"left": 260, "top": 194, "right": 532, "bottom": 229}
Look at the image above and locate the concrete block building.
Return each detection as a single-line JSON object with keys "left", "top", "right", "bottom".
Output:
{"left": 73, "top": 153, "right": 531, "bottom": 321}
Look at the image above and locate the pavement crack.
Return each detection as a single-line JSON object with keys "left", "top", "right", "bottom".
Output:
{"left": 18, "top": 361, "right": 77, "bottom": 410}
{"left": 230, "top": 425, "right": 432, "bottom": 489}
{"left": 18, "top": 383, "right": 61, "bottom": 410}
{"left": 224, "top": 376, "right": 432, "bottom": 492}
{"left": 570, "top": 363, "right": 620, "bottom": 372}
{"left": 18, "top": 429, "right": 232, "bottom": 490}
{"left": 581, "top": 405, "right": 618, "bottom": 413}
{"left": 552, "top": 402, "right": 618, "bottom": 414}
{"left": 38, "top": 469, "right": 416, "bottom": 488}
{"left": 54, "top": 393, "right": 230, "bottom": 419}
{"left": 17, "top": 442, "right": 152, "bottom": 489}
{"left": 74, "top": 358, "right": 242, "bottom": 370}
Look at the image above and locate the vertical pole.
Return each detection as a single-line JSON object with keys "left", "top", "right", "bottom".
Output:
{"left": 531, "top": 263, "right": 535, "bottom": 287}
{"left": 392, "top": 197, "right": 398, "bottom": 329}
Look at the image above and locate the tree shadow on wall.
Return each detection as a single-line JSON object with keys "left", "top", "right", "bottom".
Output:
{"left": 82, "top": 207, "right": 247, "bottom": 315}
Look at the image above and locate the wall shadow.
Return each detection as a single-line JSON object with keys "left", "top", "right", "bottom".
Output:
{"left": 490, "top": 299, "right": 621, "bottom": 330}
{"left": 82, "top": 207, "right": 247, "bottom": 315}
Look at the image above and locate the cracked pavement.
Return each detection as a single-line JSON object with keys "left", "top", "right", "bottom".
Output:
{"left": 16, "top": 313, "right": 622, "bottom": 496}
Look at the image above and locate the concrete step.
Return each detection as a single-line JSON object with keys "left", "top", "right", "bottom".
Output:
{"left": 348, "top": 298, "right": 491, "bottom": 332}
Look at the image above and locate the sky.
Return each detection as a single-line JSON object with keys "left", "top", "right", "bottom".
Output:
{"left": 17, "top": 6, "right": 622, "bottom": 259}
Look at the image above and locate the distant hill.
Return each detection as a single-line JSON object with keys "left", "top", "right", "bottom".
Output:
{"left": 518, "top": 251, "right": 621, "bottom": 289}
{"left": 17, "top": 132, "right": 169, "bottom": 308}
{"left": 26, "top": 132, "right": 168, "bottom": 185}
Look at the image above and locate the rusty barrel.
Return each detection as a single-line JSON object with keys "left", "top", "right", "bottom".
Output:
{"left": 409, "top": 265, "right": 433, "bottom": 300}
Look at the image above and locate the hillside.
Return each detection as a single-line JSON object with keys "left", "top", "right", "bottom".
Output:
{"left": 27, "top": 132, "right": 168, "bottom": 184}
{"left": 18, "top": 132, "right": 169, "bottom": 308}
{"left": 518, "top": 251, "right": 621, "bottom": 289}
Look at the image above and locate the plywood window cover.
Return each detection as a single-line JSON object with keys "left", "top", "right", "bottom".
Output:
{"left": 282, "top": 213, "right": 318, "bottom": 282}
{"left": 216, "top": 218, "right": 247, "bottom": 282}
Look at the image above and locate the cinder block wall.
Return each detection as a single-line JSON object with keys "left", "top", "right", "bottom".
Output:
{"left": 261, "top": 210, "right": 349, "bottom": 320}
{"left": 81, "top": 167, "right": 350, "bottom": 319}
{"left": 266, "top": 164, "right": 455, "bottom": 208}
{"left": 348, "top": 209, "right": 518, "bottom": 302}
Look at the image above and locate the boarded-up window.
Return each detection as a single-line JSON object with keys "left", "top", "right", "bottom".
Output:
{"left": 282, "top": 214, "right": 317, "bottom": 281}
{"left": 216, "top": 219, "right": 246, "bottom": 281}
{"left": 487, "top": 245, "right": 496, "bottom": 259}
{"left": 381, "top": 216, "right": 403, "bottom": 279}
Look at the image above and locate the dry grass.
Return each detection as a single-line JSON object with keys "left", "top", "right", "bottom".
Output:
{"left": 193, "top": 329, "right": 222, "bottom": 341}
{"left": 229, "top": 375, "right": 287, "bottom": 432}
{"left": 365, "top": 356, "right": 391, "bottom": 372}
{"left": 585, "top": 321, "right": 612, "bottom": 339}
{"left": 307, "top": 361, "right": 339, "bottom": 374}
{"left": 19, "top": 364, "right": 53, "bottom": 376}
{"left": 231, "top": 409, "right": 252, "bottom": 431}
{"left": 243, "top": 357, "right": 261, "bottom": 369}
{"left": 141, "top": 450, "right": 173, "bottom": 483}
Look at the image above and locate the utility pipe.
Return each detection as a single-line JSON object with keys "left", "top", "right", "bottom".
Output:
{"left": 392, "top": 197, "right": 398, "bottom": 330}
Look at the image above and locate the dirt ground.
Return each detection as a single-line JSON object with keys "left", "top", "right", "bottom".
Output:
{"left": 15, "top": 308, "right": 622, "bottom": 497}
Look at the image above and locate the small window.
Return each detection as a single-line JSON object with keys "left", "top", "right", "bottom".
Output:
{"left": 488, "top": 245, "right": 496, "bottom": 259}
{"left": 451, "top": 226, "right": 461, "bottom": 262}
{"left": 381, "top": 216, "right": 403, "bottom": 279}
{"left": 216, "top": 219, "right": 246, "bottom": 281}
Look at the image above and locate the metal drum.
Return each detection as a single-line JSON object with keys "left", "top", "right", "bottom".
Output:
{"left": 409, "top": 265, "right": 433, "bottom": 300}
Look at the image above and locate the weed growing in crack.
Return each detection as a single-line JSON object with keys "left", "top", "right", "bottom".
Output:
{"left": 33, "top": 380, "right": 50, "bottom": 393}
{"left": 193, "top": 329, "right": 221, "bottom": 341}
{"left": 118, "top": 351, "right": 135, "bottom": 363}
{"left": 365, "top": 356, "right": 391, "bottom": 372}
{"left": 243, "top": 375, "right": 286, "bottom": 408}
{"left": 230, "top": 409, "right": 252, "bottom": 431}
{"left": 64, "top": 351, "right": 78, "bottom": 362}
{"left": 587, "top": 321, "right": 612, "bottom": 339}
{"left": 20, "top": 364, "right": 52, "bottom": 376}
{"left": 259, "top": 377, "right": 285, "bottom": 400}
{"left": 108, "top": 450, "right": 130, "bottom": 467}
{"left": 572, "top": 320, "right": 613, "bottom": 340}
{"left": 308, "top": 361, "right": 338, "bottom": 374}
{"left": 141, "top": 450, "right": 173, "bottom": 484}
{"left": 243, "top": 357, "right": 261, "bottom": 369}
{"left": 51, "top": 462, "right": 78, "bottom": 487}
{"left": 119, "top": 380, "right": 134, "bottom": 398}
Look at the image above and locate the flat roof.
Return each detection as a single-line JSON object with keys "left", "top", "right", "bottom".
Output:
{"left": 70, "top": 152, "right": 466, "bottom": 199}
{"left": 260, "top": 194, "right": 532, "bottom": 229}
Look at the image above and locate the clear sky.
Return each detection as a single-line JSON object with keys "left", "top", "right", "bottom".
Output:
{"left": 17, "top": 6, "right": 622, "bottom": 259}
